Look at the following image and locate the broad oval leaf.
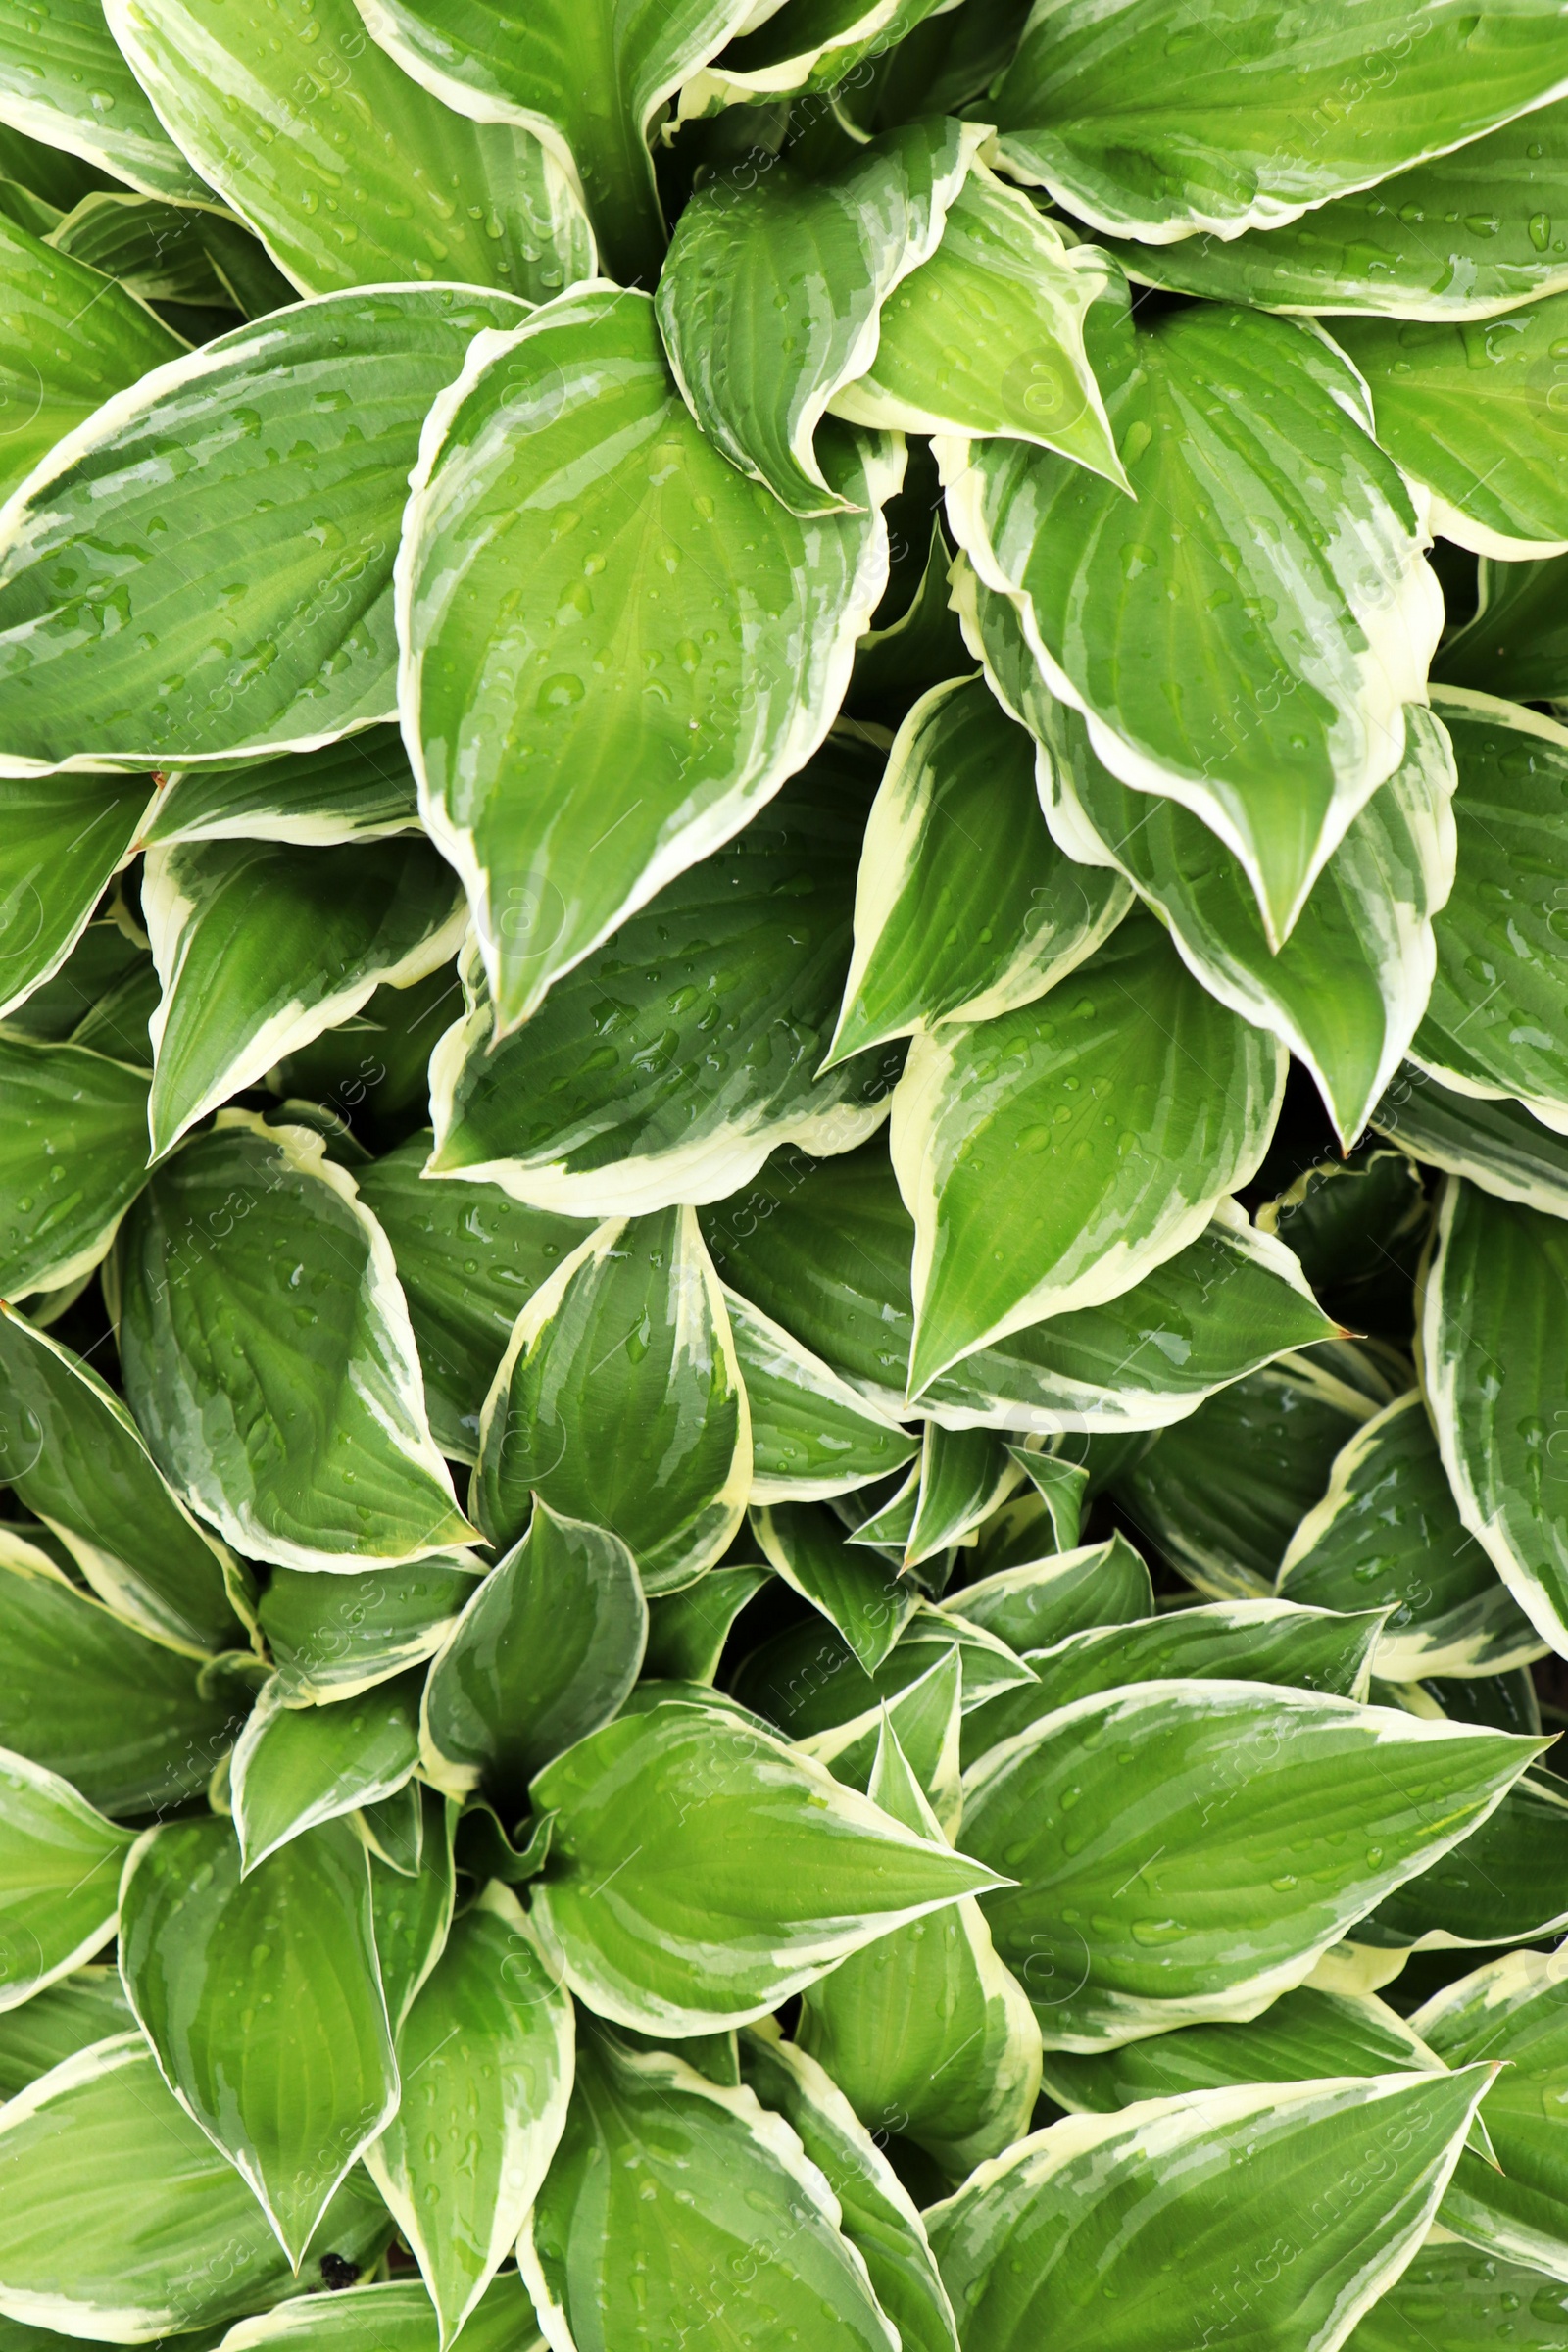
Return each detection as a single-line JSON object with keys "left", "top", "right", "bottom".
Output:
{"left": 119, "top": 1815, "right": 399, "bottom": 2265}
{"left": 105, "top": 0, "right": 593, "bottom": 300}
{"left": 230, "top": 1675, "right": 422, "bottom": 1874}
{"left": 0, "top": 1033, "right": 152, "bottom": 1298}
{"left": 0, "top": 772, "right": 155, "bottom": 1023}
{"left": 473, "top": 1207, "right": 749, "bottom": 1592}
{"left": 0, "top": 1747, "right": 129, "bottom": 2012}
{"left": 115, "top": 1115, "right": 472, "bottom": 1575}
{"left": 399, "top": 283, "right": 898, "bottom": 1029}
{"left": 985, "top": 0, "right": 1568, "bottom": 243}
{"left": 258, "top": 1556, "right": 482, "bottom": 1705}
{"left": 528, "top": 1697, "right": 1005, "bottom": 2033}
{"left": 422, "top": 1501, "right": 647, "bottom": 1809}
{"left": 142, "top": 727, "right": 422, "bottom": 850}
{"left": 0, "top": 0, "right": 210, "bottom": 198}
{"left": 0, "top": 284, "right": 530, "bottom": 775}
{"left": 942, "top": 305, "right": 1443, "bottom": 945}
{"left": 891, "top": 906, "right": 1284, "bottom": 1392}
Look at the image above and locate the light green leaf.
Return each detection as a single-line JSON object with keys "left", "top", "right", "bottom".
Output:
{"left": 529, "top": 1696, "right": 1006, "bottom": 2033}
{"left": 0, "top": 1302, "right": 242, "bottom": 1657}
{"left": 681, "top": 0, "right": 952, "bottom": 112}
{"left": 425, "top": 746, "right": 891, "bottom": 1216}
{"left": 1435, "top": 548, "right": 1568, "bottom": 701}
{"left": 116, "top": 1114, "right": 472, "bottom": 1575}
{"left": 1372, "top": 1065, "right": 1568, "bottom": 1220}
{"left": 0, "top": 1966, "right": 132, "bottom": 2099}
{"left": 827, "top": 674, "right": 1130, "bottom": 1069}
{"left": 657, "top": 116, "right": 978, "bottom": 515}
{"left": 800, "top": 1718, "right": 1040, "bottom": 2174}
{"left": 1425, "top": 1176, "right": 1568, "bottom": 1655}
{"left": 0, "top": 2035, "right": 392, "bottom": 2332}
{"left": 961, "top": 1678, "right": 1542, "bottom": 2049}
{"left": 727, "top": 1288, "right": 916, "bottom": 1504}
{"left": 220, "top": 2276, "right": 546, "bottom": 2352}
{"left": 1348, "top": 2236, "right": 1568, "bottom": 2352}
{"left": 1113, "top": 1351, "right": 1381, "bottom": 1599}
{"left": 1281, "top": 1394, "right": 1544, "bottom": 1681}
{"left": 1417, "top": 1949, "right": 1568, "bottom": 2279}
{"left": 1365, "top": 1764, "right": 1568, "bottom": 1951}
{"left": 0, "top": 1529, "right": 242, "bottom": 1816}
{"left": 0, "top": 0, "right": 210, "bottom": 198}
{"left": 259, "top": 1556, "right": 482, "bottom": 1705}
{"left": 1413, "top": 691, "right": 1568, "bottom": 1125}
{"left": 1337, "top": 301, "right": 1568, "bottom": 556}
{"left": 143, "top": 835, "right": 466, "bottom": 1155}
{"left": 518, "top": 2026, "right": 900, "bottom": 2351}
{"left": 643, "top": 1561, "right": 772, "bottom": 1684}
{"left": 105, "top": 0, "right": 592, "bottom": 299}
{"left": 0, "top": 773, "right": 154, "bottom": 1023}
{"left": 352, "top": 0, "right": 760, "bottom": 285}
{"left": 1102, "top": 99, "right": 1568, "bottom": 321}
{"left": 753, "top": 1499, "right": 917, "bottom": 1673}
{"left": 799, "top": 1645, "right": 966, "bottom": 1839}
{"left": 370, "top": 1790, "right": 456, "bottom": 2033}
{"left": 0, "top": 1032, "right": 151, "bottom": 1298}
{"left": 985, "top": 1, "right": 1568, "bottom": 244}
{"left": 142, "top": 727, "right": 422, "bottom": 849}
{"left": 892, "top": 906, "right": 1285, "bottom": 1393}
{"left": 829, "top": 165, "right": 1126, "bottom": 486}
{"left": 844, "top": 1462, "right": 921, "bottom": 1560}
{"left": 231, "top": 1675, "right": 421, "bottom": 1874}
{"left": 422, "top": 1500, "right": 647, "bottom": 1808}
{"left": 367, "top": 1885, "right": 572, "bottom": 2346}
{"left": 400, "top": 284, "right": 898, "bottom": 1029}
{"left": 0, "top": 1748, "right": 128, "bottom": 2012}
{"left": 948, "top": 1530, "right": 1154, "bottom": 1654}
{"left": 46, "top": 188, "right": 292, "bottom": 316}
{"left": 906, "top": 1428, "right": 1020, "bottom": 1568}
{"left": 0, "top": 284, "right": 530, "bottom": 776}
{"left": 120, "top": 1816, "right": 399, "bottom": 2264}
{"left": 732, "top": 1595, "right": 1034, "bottom": 1740}
{"left": 473, "top": 1207, "right": 750, "bottom": 1592}
{"left": 926, "top": 2067, "right": 1494, "bottom": 2352}
{"left": 942, "top": 307, "right": 1443, "bottom": 945}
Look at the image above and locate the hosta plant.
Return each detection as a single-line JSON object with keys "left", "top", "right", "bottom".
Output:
{"left": 5, "top": 2, "right": 1568, "bottom": 2347}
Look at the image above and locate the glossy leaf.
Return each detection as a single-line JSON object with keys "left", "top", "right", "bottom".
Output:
{"left": 0, "top": 285, "right": 529, "bottom": 775}
{"left": 528, "top": 1696, "right": 1005, "bottom": 2033}
{"left": 220, "top": 2276, "right": 546, "bottom": 2352}
{"left": 422, "top": 1501, "right": 647, "bottom": 1808}
{"left": 402, "top": 284, "right": 897, "bottom": 1028}
{"left": 231, "top": 1674, "right": 421, "bottom": 1873}
{"left": 642, "top": 1561, "right": 772, "bottom": 1684}
{"left": 45, "top": 188, "right": 292, "bottom": 316}
{"left": 1365, "top": 1765, "right": 1568, "bottom": 1950}
{"left": 728, "top": 1288, "right": 916, "bottom": 1503}
{"left": 892, "top": 907, "right": 1285, "bottom": 1391}
{"left": 116, "top": 1114, "right": 471, "bottom": 1574}
{"left": 0, "top": 1032, "right": 152, "bottom": 1298}
{"left": 800, "top": 1645, "right": 966, "bottom": 1840}
{"left": 753, "top": 1499, "right": 916, "bottom": 1673}
{"left": 906, "top": 1427, "right": 1019, "bottom": 1568}
{"left": 0, "top": 1967, "right": 133, "bottom": 2100}
{"left": 949, "top": 1530, "right": 1154, "bottom": 1653}
{"left": 683, "top": 0, "right": 954, "bottom": 112}
{"left": 371, "top": 1790, "right": 456, "bottom": 2033}
{"left": 0, "top": 773, "right": 154, "bottom": 1023}
{"left": 259, "top": 1555, "right": 482, "bottom": 1704}
{"left": 473, "top": 1207, "right": 749, "bottom": 1593}
{"left": 142, "top": 726, "right": 422, "bottom": 849}
{"left": 1372, "top": 1064, "right": 1568, "bottom": 1220}
{"left": 1417, "top": 1950, "right": 1568, "bottom": 2279}
{"left": 119, "top": 1814, "right": 399, "bottom": 2263}
{"left": 0, "top": 0, "right": 209, "bottom": 198}
{"left": 731, "top": 1596, "right": 1034, "bottom": 1740}
{"left": 1348, "top": 2238, "right": 1568, "bottom": 2352}
{"left": 0, "top": 1747, "right": 128, "bottom": 2012}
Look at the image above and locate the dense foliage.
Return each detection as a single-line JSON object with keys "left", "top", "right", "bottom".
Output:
{"left": 3, "top": 2, "right": 1568, "bottom": 2347}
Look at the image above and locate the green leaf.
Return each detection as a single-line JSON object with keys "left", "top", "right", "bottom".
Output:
{"left": 142, "top": 726, "right": 422, "bottom": 849}
{"left": 1372, "top": 1065, "right": 1568, "bottom": 1221}
{"left": 728, "top": 1288, "right": 916, "bottom": 1503}
{"left": 1113, "top": 1351, "right": 1381, "bottom": 1599}
{"left": 0, "top": 1966, "right": 132, "bottom": 2099}
{"left": 45, "top": 189, "right": 292, "bottom": 316}
{"left": 0, "top": 1302, "right": 242, "bottom": 1657}
{"left": 961, "top": 1679, "right": 1542, "bottom": 2049}
{"left": 143, "top": 834, "right": 465, "bottom": 1155}
{"left": 0, "top": 284, "right": 529, "bottom": 775}
{"left": 1413, "top": 691, "right": 1568, "bottom": 1125}
{"left": 753, "top": 1499, "right": 917, "bottom": 1673}
{"left": 353, "top": 0, "right": 760, "bottom": 284}
{"left": 1425, "top": 1177, "right": 1568, "bottom": 1655}
{"left": 0, "top": 1032, "right": 152, "bottom": 1298}
{"left": 829, "top": 166, "right": 1126, "bottom": 487}
{"left": 422, "top": 1500, "right": 647, "bottom": 1808}
{"left": 739, "top": 2027, "right": 963, "bottom": 2352}
{"left": 926, "top": 2066, "right": 1494, "bottom": 2352}
{"left": 949, "top": 1530, "right": 1154, "bottom": 1654}
{"left": 1435, "top": 550, "right": 1568, "bottom": 701}
{"left": 1102, "top": 99, "right": 1568, "bottom": 321}
{"left": 985, "top": 1, "right": 1568, "bottom": 243}
{"left": 1337, "top": 302, "right": 1568, "bottom": 556}
{"left": 367, "top": 1885, "right": 572, "bottom": 2346}
{"left": 943, "top": 306, "right": 1442, "bottom": 945}
{"left": 120, "top": 1815, "right": 399, "bottom": 2263}
{"left": 116, "top": 1114, "right": 472, "bottom": 1575}
{"left": 1348, "top": 2238, "right": 1568, "bottom": 2352}
{"left": 259, "top": 1555, "right": 482, "bottom": 1704}
{"left": 800, "top": 1645, "right": 966, "bottom": 1839}
{"left": 849, "top": 515, "right": 971, "bottom": 727}
{"left": 0, "top": 1748, "right": 128, "bottom": 2011}
{"left": 0, "top": 773, "right": 154, "bottom": 1023}
{"left": 732, "top": 1596, "right": 1034, "bottom": 1740}
{"left": 657, "top": 116, "right": 978, "bottom": 516}
{"left": 473, "top": 1207, "right": 749, "bottom": 1593}
{"left": 356, "top": 1132, "right": 584, "bottom": 1465}
{"left": 827, "top": 674, "right": 1130, "bottom": 1068}
{"left": 893, "top": 907, "right": 1285, "bottom": 1393}
{"left": 231, "top": 1675, "right": 421, "bottom": 1874}
{"left": 1364, "top": 1765, "right": 1568, "bottom": 1951}
{"left": 1281, "top": 1394, "right": 1544, "bottom": 1681}
{"left": 0, "top": 0, "right": 210, "bottom": 198}
{"left": 219, "top": 2276, "right": 546, "bottom": 2352}
{"left": 518, "top": 2026, "right": 900, "bottom": 2350}
{"left": 425, "top": 745, "right": 891, "bottom": 1215}
{"left": 105, "top": 0, "right": 592, "bottom": 299}
{"left": 0, "top": 1529, "right": 242, "bottom": 1816}
{"left": 1417, "top": 1950, "right": 1568, "bottom": 2279}
{"left": 401, "top": 284, "right": 898, "bottom": 1029}
{"left": 370, "top": 1791, "right": 456, "bottom": 2034}
{"left": 643, "top": 1561, "right": 771, "bottom": 1684}
{"left": 1010, "top": 1595, "right": 1384, "bottom": 1726}
{"left": 0, "top": 2034, "right": 392, "bottom": 2331}
{"left": 905, "top": 1428, "right": 1019, "bottom": 1569}
{"left": 681, "top": 0, "right": 953, "bottom": 112}
{"left": 1006, "top": 1452, "right": 1087, "bottom": 1551}
{"left": 529, "top": 1696, "right": 1006, "bottom": 2033}
{"left": 800, "top": 1719, "right": 1040, "bottom": 2174}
